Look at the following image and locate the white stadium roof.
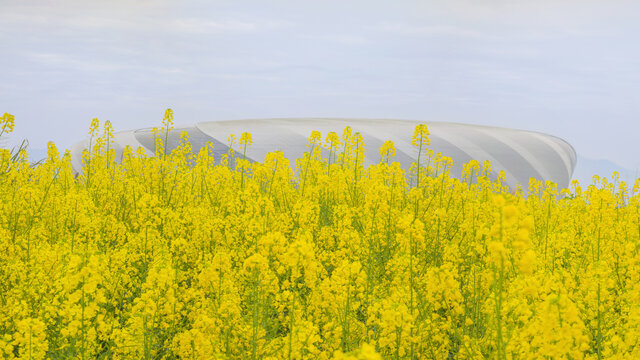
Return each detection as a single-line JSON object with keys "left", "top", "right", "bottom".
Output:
{"left": 70, "top": 118, "right": 577, "bottom": 189}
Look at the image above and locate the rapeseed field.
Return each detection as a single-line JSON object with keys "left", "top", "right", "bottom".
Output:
{"left": 1, "top": 110, "right": 639, "bottom": 359}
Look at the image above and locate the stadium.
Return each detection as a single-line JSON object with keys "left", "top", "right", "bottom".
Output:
{"left": 70, "top": 118, "right": 577, "bottom": 189}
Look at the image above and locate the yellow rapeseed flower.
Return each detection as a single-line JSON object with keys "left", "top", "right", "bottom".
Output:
{"left": 1, "top": 112, "right": 638, "bottom": 359}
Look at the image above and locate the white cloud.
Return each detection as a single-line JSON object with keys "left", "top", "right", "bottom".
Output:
{"left": 169, "top": 19, "right": 258, "bottom": 34}
{"left": 380, "top": 23, "right": 490, "bottom": 40}
{"left": 0, "top": 2, "right": 287, "bottom": 35}
{"left": 210, "top": 73, "right": 280, "bottom": 82}
{"left": 26, "top": 52, "right": 130, "bottom": 72}
{"left": 297, "top": 34, "right": 370, "bottom": 45}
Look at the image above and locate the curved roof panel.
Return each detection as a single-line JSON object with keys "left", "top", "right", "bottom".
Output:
{"left": 70, "top": 118, "right": 576, "bottom": 189}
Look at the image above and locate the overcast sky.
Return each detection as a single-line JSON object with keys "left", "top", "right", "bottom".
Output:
{"left": 1, "top": 0, "right": 638, "bottom": 170}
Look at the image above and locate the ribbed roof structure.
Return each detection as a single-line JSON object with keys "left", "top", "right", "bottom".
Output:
{"left": 70, "top": 118, "right": 577, "bottom": 189}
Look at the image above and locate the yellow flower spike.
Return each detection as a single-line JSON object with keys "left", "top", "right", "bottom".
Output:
{"left": 1, "top": 112, "right": 16, "bottom": 135}
{"left": 379, "top": 140, "right": 396, "bottom": 163}
{"left": 89, "top": 117, "right": 100, "bottom": 137}
{"left": 46, "top": 141, "right": 60, "bottom": 162}
{"left": 309, "top": 130, "right": 321, "bottom": 144}
{"left": 162, "top": 108, "right": 174, "bottom": 130}
{"left": 342, "top": 126, "right": 353, "bottom": 143}
{"left": 543, "top": 180, "right": 558, "bottom": 196}
{"left": 497, "top": 170, "right": 506, "bottom": 184}
{"left": 103, "top": 119, "right": 114, "bottom": 139}
{"left": 325, "top": 131, "right": 340, "bottom": 150}
{"left": 227, "top": 133, "right": 236, "bottom": 147}
{"left": 411, "top": 124, "right": 430, "bottom": 147}
{"left": 240, "top": 132, "right": 253, "bottom": 147}
{"left": 481, "top": 159, "right": 492, "bottom": 176}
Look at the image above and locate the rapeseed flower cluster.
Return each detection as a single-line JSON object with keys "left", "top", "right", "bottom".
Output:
{"left": 1, "top": 110, "right": 640, "bottom": 359}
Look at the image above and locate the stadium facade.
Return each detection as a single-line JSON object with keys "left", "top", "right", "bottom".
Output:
{"left": 70, "top": 118, "right": 577, "bottom": 189}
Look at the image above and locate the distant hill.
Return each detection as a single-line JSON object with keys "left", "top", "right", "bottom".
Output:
{"left": 572, "top": 155, "right": 639, "bottom": 187}
{"left": 0, "top": 141, "right": 47, "bottom": 163}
